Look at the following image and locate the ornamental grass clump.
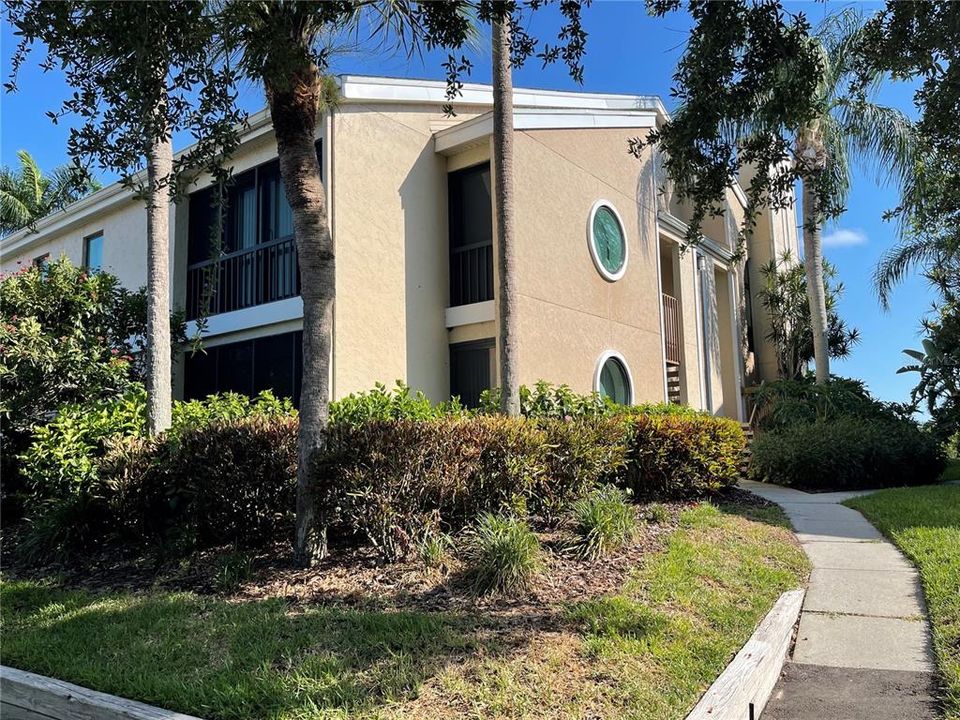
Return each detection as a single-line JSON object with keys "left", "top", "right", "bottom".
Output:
{"left": 464, "top": 513, "right": 541, "bottom": 595}
{"left": 569, "top": 485, "right": 637, "bottom": 559}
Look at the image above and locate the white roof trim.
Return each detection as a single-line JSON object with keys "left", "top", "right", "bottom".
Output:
{"left": 657, "top": 211, "right": 734, "bottom": 263}
{"left": 340, "top": 75, "right": 667, "bottom": 116}
{"left": 434, "top": 108, "right": 656, "bottom": 155}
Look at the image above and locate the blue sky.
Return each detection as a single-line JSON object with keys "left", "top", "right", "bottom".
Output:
{"left": 0, "top": 1, "right": 935, "bottom": 404}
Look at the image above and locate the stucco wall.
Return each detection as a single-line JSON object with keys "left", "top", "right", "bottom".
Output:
{"left": 331, "top": 102, "right": 481, "bottom": 401}
{"left": 1, "top": 198, "right": 151, "bottom": 293}
{"left": 511, "top": 127, "right": 666, "bottom": 403}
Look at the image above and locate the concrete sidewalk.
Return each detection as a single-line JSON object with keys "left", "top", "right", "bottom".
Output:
{"left": 740, "top": 480, "right": 940, "bottom": 720}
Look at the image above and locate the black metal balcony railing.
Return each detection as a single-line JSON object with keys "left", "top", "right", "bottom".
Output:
{"left": 663, "top": 292, "right": 681, "bottom": 365}
{"left": 450, "top": 241, "right": 494, "bottom": 307}
{"left": 186, "top": 236, "right": 300, "bottom": 320}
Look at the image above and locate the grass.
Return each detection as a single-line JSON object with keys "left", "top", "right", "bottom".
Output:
{"left": 846, "top": 485, "right": 960, "bottom": 719}
{"left": 1, "top": 502, "right": 808, "bottom": 719}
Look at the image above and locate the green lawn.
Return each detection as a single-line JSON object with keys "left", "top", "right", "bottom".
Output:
{"left": 846, "top": 485, "right": 960, "bottom": 719}
{"left": 1, "top": 502, "right": 808, "bottom": 720}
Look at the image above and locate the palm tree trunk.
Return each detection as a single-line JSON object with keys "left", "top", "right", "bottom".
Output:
{"left": 802, "top": 175, "right": 830, "bottom": 383}
{"left": 493, "top": 14, "right": 520, "bottom": 416}
{"left": 267, "top": 66, "right": 333, "bottom": 567}
{"left": 145, "top": 133, "right": 173, "bottom": 435}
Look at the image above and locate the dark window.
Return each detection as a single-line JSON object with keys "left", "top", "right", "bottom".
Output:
{"left": 84, "top": 232, "right": 104, "bottom": 270}
{"left": 183, "top": 330, "right": 302, "bottom": 406}
{"left": 450, "top": 339, "right": 494, "bottom": 408}
{"left": 449, "top": 163, "right": 493, "bottom": 307}
{"left": 185, "top": 143, "right": 321, "bottom": 320}
{"left": 32, "top": 253, "right": 50, "bottom": 268}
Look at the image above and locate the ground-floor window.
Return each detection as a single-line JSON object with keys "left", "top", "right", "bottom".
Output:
{"left": 450, "top": 339, "right": 494, "bottom": 409}
{"left": 184, "top": 330, "right": 302, "bottom": 406}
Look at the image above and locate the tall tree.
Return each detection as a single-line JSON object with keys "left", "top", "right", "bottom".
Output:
{"left": 5, "top": 1, "right": 242, "bottom": 435}
{"left": 492, "top": 13, "right": 520, "bottom": 415}
{"left": 643, "top": 4, "right": 914, "bottom": 383}
{"left": 0, "top": 149, "right": 99, "bottom": 236}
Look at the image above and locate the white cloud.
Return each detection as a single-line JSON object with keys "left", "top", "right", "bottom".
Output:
{"left": 822, "top": 228, "right": 868, "bottom": 247}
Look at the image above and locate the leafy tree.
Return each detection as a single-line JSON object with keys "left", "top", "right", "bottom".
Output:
{"left": 0, "top": 149, "right": 100, "bottom": 235}
{"left": 757, "top": 251, "right": 859, "bottom": 380}
{"left": 0, "top": 257, "right": 185, "bottom": 507}
{"left": 5, "top": 1, "right": 243, "bottom": 436}
{"left": 221, "top": 0, "right": 588, "bottom": 565}
{"left": 642, "top": 4, "right": 914, "bottom": 384}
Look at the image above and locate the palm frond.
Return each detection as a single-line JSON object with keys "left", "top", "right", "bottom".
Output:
{"left": 874, "top": 235, "right": 946, "bottom": 307}
{"left": 834, "top": 99, "right": 916, "bottom": 191}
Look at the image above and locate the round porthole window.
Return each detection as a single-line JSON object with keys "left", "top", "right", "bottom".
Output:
{"left": 588, "top": 201, "right": 628, "bottom": 281}
{"left": 595, "top": 352, "right": 633, "bottom": 406}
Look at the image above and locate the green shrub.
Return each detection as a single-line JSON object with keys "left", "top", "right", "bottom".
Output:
{"left": 417, "top": 531, "right": 453, "bottom": 569}
{"left": 318, "top": 417, "right": 548, "bottom": 561}
{"left": 750, "top": 417, "right": 945, "bottom": 491}
{"left": 623, "top": 414, "right": 745, "bottom": 498}
{"left": 213, "top": 552, "right": 254, "bottom": 593}
{"left": 329, "top": 381, "right": 464, "bottom": 427}
{"left": 464, "top": 513, "right": 541, "bottom": 594}
{"left": 569, "top": 485, "right": 636, "bottom": 559}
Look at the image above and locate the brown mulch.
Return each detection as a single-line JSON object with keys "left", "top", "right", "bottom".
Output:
{"left": 1, "top": 488, "right": 771, "bottom": 619}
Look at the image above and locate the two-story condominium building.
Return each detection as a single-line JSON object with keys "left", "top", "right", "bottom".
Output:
{"left": 1, "top": 75, "right": 798, "bottom": 419}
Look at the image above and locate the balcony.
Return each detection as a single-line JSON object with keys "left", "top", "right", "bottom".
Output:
{"left": 663, "top": 292, "right": 681, "bottom": 365}
{"left": 185, "top": 236, "right": 300, "bottom": 321}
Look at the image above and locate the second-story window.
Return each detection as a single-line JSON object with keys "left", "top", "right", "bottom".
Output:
{"left": 186, "top": 144, "right": 320, "bottom": 320}
{"left": 449, "top": 163, "right": 493, "bottom": 307}
{"left": 84, "top": 232, "right": 104, "bottom": 271}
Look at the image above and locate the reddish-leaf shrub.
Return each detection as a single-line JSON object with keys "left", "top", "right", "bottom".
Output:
{"left": 107, "top": 417, "right": 298, "bottom": 552}
{"left": 622, "top": 414, "right": 745, "bottom": 498}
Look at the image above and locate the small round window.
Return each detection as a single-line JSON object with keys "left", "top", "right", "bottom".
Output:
{"left": 596, "top": 352, "right": 633, "bottom": 405}
{"left": 588, "top": 201, "right": 628, "bottom": 281}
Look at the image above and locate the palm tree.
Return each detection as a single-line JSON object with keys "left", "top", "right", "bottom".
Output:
{"left": 492, "top": 11, "right": 520, "bottom": 416}
{"left": 0, "top": 150, "right": 100, "bottom": 235}
{"left": 793, "top": 11, "right": 915, "bottom": 382}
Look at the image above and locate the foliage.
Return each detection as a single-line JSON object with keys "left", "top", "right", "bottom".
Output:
{"left": 112, "top": 416, "right": 298, "bottom": 553}
{"left": 568, "top": 485, "right": 636, "bottom": 560}
{"left": 463, "top": 513, "right": 541, "bottom": 595}
{"left": 17, "top": 390, "right": 296, "bottom": 558}
{"left": 6, "top": 1, "right": 243, "bottom": 201}
{"left": 0, "top": 149, "right": 99, "bottom": 235}
{"left": 645, "top": 502, "right": 670, "bottom": 525}
{"left": 899, "top": 297, "right": 960, "bottom": 445}
{"left": 329, "top": 380, "right": 465, "bottom": 427}
{"left": 641, "top": 4, "right": 915, "bottom": 251}
{"left": 846, "top": 485, "right": 960, "bottom": 717}
{"left": 751, "top": 376, "right": 908, "bottom": 432}
{"left": 317, "top": 417, "right": 549, "bottom": 561}
{"left": 750, "top": 416, "right": 944, "bottom": 491}
{"left": 316, "top": 411, "right": 741, "bottom": 561}
{"left": 757, "top": 251, "right": 860, "bottom": 379}
{"left": 0, "top": 258, "right": 185, "bottom": 511}
{"left": 622, "top": 414, "right": 745, "bottom": 498}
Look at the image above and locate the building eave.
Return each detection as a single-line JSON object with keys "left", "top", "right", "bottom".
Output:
{"left": 657, "top": 211, "right": 735, "bottom": 263}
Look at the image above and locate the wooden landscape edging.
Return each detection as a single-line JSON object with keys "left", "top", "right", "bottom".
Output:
{"left": 686, "top": 588, "right": 805, "bottom": 720}
{"left": 0, "top": 665, "right": 202, "bottom": 720}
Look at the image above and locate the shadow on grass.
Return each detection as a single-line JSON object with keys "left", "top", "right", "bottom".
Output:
{"left": 1, "top": 580, "right": 552, "bottom": 719}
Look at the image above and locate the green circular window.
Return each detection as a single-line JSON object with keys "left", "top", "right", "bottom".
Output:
{"left": 589, "top": 202, "right": 628, "bottom": 280}
{"left": 596, "top": 353, "right": 632, "bottom": 405}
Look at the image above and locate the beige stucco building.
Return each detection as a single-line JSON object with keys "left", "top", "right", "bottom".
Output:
{"left": 1, "top": 76, "right": 798, "bottom": 419}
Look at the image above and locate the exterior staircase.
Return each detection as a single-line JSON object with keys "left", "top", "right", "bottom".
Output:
{"left": 666, "top": 364, "right": 682, "bottom": 404}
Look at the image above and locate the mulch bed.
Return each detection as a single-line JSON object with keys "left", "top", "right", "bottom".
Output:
{"left": 1, "top": 488, "right": 772, "bottom": 619}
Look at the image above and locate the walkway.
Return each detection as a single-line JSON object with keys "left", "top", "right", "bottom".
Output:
{"left": 739, "top": 479, "right": 940, "bottom": 720}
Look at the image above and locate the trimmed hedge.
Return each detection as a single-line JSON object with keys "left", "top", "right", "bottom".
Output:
{"left": 17, "top": 381, "right": 744, "bottom": 561}
{"left": 749, "top": 417, "right": 944, "bottom": 491}
{"left": 318, "top": 414, "right": 743, "bottom": 560}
